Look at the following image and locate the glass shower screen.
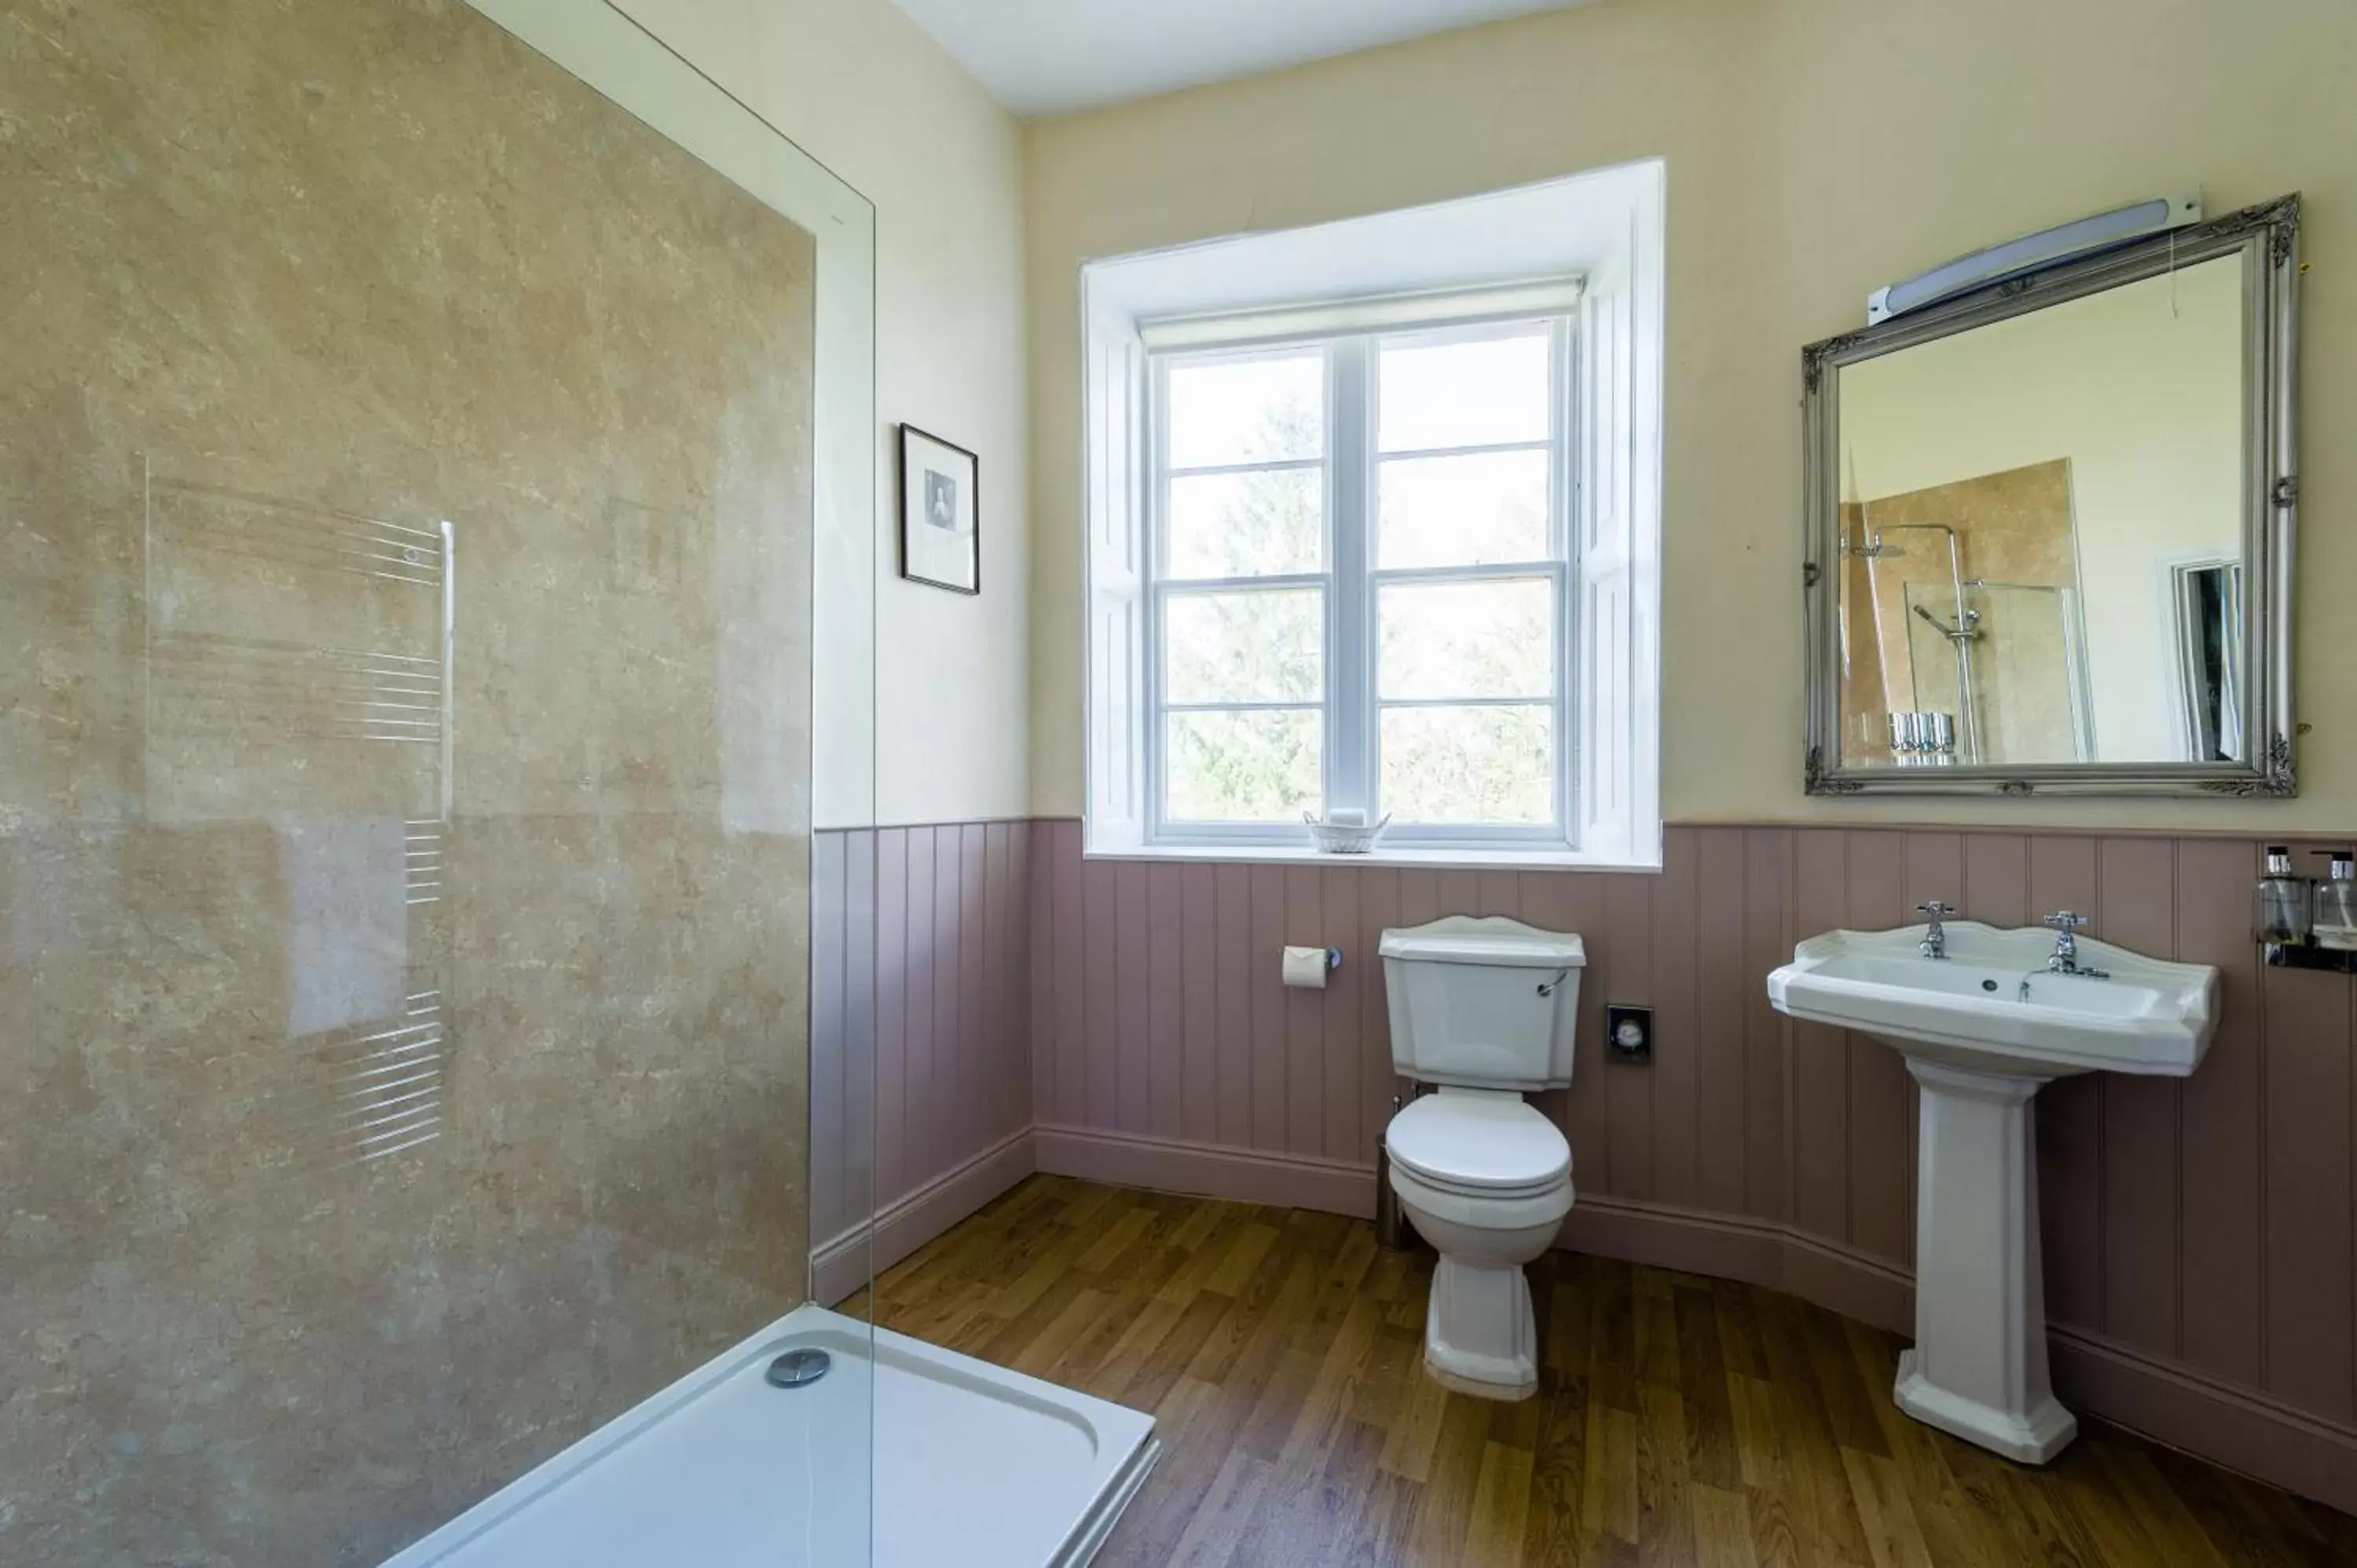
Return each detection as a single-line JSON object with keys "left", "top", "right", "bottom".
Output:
{"left": 0, "top": 0, "right": 878, "bottom": 1561}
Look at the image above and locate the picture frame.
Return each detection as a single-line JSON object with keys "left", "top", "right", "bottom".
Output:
{"left": 898, "top": 423, "right": 981, "bottom": 595}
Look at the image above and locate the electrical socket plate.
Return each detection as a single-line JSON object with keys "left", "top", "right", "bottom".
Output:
{"left": 1606, "top": 1004, "right": 1653, "bottom": 1064}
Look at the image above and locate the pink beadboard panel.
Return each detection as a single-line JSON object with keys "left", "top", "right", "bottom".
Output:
{"left": 1082, "top": 849, "right": 1120, "bottom": 1130}
{"left": 807, "top": 822, "right": 1039, "bottom": 1258}
{"left": 1147, "top": 859, "right": 1186, "bottom": 1142}
{"left": 1320, "top": 866, "right": 1365, "bottom": 1165}
{"left": 1693, "top": 826, "right": 1750, "bottom": 1216}
{"left": 1178, "top": 864, "right": 1219, "bottom": 1144}
{"left": 1844, "top": 830, "right": 1912, "bottom": 1266}
{"left": 1649, "top": 826, "right": 1702, "bottom": 1211}
{"left": 1283, "top": 866, "right": 1325, "bottom": 1158}
{"left": 904, "top": 826, "right": 939, "bottom": 1192}
{"left": 1739, "top": 827, "right": 1793, "bottom": 1225}
{"left": 2097, "top": 834, "right": 2184, "bottom": 1364}
{"left": 2260, "top": 838, "right": 2357, "bottom": 1425}
{"left": 1114, "top": 859, "right": 1152, "bottom": 1136}
{"left": 1212, "top": 863, "right": 1254, "bottom": 1149}
{"left": 874, "top": 827, "right": 909, "bottom": 1207}
{"left": 1248, "top": 865, "right": 1288, "bottom": 1152}
{"left": 2176, "top": 836, "right": 2265, "bottom": 1390}
{"left": 2029, "top": 833, "right": 2106, "bottom": 1331}
{"left": 1790, "top": 829, "right": 1852, "bottom": 1246}
{"left": 1600, "top": 868, "right": 1655, "bottom": 1199}
{"left": 808, "top": 829, "right": 852, "bottom": 1247}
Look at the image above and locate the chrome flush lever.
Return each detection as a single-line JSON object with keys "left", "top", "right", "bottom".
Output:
{"left": 1536, "top": 969, "right": 1571, "bottom": 997}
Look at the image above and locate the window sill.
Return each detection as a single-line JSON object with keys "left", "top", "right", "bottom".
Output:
{"left": 1083, "top": 840, "right": 1663, "bottom": 874}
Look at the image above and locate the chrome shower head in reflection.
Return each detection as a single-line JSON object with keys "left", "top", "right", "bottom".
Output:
{"left": 1912, "top": 602, "right": 1983, "bottom": 641}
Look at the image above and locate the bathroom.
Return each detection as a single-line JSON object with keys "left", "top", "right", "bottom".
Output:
{"left": 2, "top": 0, "right": 2354, "bottom": 1563}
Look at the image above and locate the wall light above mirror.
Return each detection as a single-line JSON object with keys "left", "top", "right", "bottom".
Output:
{"left": 1802, "top": 195, "right": 2300, "bottom": 797}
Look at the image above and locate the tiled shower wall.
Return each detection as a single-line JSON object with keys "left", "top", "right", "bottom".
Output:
{"left": 819, "top": 818, "right": 2357, "bottom": 1506}
{"left": 2, "top": 2, "right": 818, "bottom": 1560}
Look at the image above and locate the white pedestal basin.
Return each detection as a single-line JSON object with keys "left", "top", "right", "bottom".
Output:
{"left": 1767, "top": 921, "right": 2217, "bottom": 1463}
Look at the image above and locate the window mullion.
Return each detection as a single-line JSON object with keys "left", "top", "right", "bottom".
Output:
{"left": 1146, "top": 354, "right": 1169, "bottom": 837}
{"left": 1329, "top": 337, "right": 1372, "bottom": 816}
{"left": 1553, "top": 313, "right": 1580, "bottom": 841}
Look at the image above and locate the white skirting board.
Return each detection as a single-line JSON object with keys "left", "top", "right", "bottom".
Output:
{"left": 381, "top": 1303, "right": 1157, "bottom": 1568}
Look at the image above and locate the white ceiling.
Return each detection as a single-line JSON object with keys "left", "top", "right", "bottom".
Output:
{"left": 889, "top": 0, "right": 1593, "bottom": 117}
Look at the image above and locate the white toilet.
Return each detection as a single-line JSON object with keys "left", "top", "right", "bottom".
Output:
{"left": 1379, "top": 914, "right": 1585, "bottom": 1401}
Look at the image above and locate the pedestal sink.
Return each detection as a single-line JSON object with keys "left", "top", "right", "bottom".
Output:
{"left": 1767, "top": 919, "right": 2217, "bottom": 1463}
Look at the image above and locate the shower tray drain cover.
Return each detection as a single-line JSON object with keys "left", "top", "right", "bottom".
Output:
{"left": 765, "top": 1348, "right": 831, "bottom": 1389}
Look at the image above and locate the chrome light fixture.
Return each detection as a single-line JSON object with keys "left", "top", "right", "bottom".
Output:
{"left": 1866, "top": 192, "right": 2202, "bottom": 324}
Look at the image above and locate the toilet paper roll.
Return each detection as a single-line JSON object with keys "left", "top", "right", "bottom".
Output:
{"left": 1281, "top": 945, "right": 1331, "bottom": 990}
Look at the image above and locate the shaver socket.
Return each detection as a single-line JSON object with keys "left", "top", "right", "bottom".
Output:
{"left": 1606, "top": 1004, "right": 1654, "bottom": 1064}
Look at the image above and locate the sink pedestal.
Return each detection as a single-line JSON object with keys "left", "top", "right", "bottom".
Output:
{"left": 1895, "top": 1059, "right": 2077, "bottom": 1464}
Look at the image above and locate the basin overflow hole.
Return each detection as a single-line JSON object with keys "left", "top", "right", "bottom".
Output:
{"left": 1981, "top": 978, "right": 1999, "bottom": 992}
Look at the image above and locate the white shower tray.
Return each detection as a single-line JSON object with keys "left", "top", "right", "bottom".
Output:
{"left": 381, "top": 1303, "right": 1159, "bottom": 1568}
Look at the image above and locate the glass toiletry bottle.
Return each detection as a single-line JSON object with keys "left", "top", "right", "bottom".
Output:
{"left": 2311, "top": 851, "right": 2357, "bottom": 951}
{"left": 2256, "top": 845, "right": 2309, "bottom": 945}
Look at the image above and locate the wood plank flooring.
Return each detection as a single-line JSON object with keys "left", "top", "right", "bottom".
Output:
{"left": 858, "top": 1176, "right": 2357, "bottom": 1566}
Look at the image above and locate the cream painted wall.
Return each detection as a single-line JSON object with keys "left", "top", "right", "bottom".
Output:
{"left": 617, "top": 0, "right": 1030, "bottom": 828}
{"left": 1026, "top": 0, "right": 2355, "bottom": 829}
{"left": 1842, "top": 255, "right": 2245, "bottom": 762}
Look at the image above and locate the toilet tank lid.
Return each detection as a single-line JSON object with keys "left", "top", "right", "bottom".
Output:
{"left": 1378, "top": 915, "right": 1586, "bottom": 969}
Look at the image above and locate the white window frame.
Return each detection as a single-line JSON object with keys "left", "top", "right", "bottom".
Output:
{"left": 1142, "top": 313, "right": 1579, "bottom": 849}
{"left": 1079, "top": 163, "right": 1664, "bottom": 871}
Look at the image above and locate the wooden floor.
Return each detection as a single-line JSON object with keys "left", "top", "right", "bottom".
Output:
{"left": 859, "top": 1176, "right": 2357, "bottom": 1567}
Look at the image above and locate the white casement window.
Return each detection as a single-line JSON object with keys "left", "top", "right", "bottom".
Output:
{"left": 1081, "top": 167, "right": 1663, "bottom": 868}
{"left": 1147, "top": 316, "right": 1574, "bottom": 846}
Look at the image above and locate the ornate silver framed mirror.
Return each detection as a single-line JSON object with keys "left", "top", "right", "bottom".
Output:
{"left": 1801, "top": 195, "right": 2300, "bottom": 797}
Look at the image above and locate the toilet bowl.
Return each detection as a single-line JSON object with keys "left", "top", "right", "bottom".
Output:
{"left": 1386, "top": 1089, "right": 1574, "bottom": 1399}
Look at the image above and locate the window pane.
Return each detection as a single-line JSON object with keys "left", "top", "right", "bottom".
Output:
{"left": 1168, "top": 351, "right": 1324, "bottom": 468}
{"left": 1380, "top": 705, "right": 1553, "bottom": 825}
{"left": 1168, "top": 709, "right": 1323, "bottom": 822}
{"left": 1378, "top": 327, "right": 1549, "bottom": 452}
{"left": 1379, "top": 578, "right": 1552, "bottom": 700}
{"left": 1377, "top": 449, "right": 1549, "bottom": 568}
{"left": 1167, "top": 469, "right": 1321, "bottom": 578}
{"left": 1164, "top": 588, "right": 1323, "bottom": 704}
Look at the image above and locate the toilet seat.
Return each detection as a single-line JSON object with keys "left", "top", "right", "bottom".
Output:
{"left": 1390, "top": 1159, "right": 1574, "bottom": 1234}
{"left": 1387, "top": 1092, "right": 1571, "bottom": 1200}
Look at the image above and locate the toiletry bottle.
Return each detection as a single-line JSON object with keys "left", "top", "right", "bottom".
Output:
{"left": 2311, "top": 851, "right": 2357, "bottom": 951}
{"left": 2256, "top": 845, "right": 2310, "bottom": 945}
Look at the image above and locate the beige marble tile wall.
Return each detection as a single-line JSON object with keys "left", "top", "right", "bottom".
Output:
{"left": 0, "top": 2, "right": 817, "bottom": 1561}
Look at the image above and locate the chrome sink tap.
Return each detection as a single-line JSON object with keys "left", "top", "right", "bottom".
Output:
{"left": 1916, "top": 900, "right": 1953, "bottom": 960}
{"left": 2041, "top": 911, "right": 2110, "bottom": 978}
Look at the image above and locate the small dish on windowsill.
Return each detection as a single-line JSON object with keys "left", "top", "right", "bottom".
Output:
{"left": 1303, "top": 810, "right": 1391, "bottom": 855}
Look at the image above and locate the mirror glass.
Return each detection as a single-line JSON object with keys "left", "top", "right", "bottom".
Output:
{"left": 1833, "top": 252, "right": 2248, "bottom": 770}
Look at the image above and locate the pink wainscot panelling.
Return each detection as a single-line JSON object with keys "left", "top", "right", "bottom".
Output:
{"left": 1019, "top": 822, "right": 2357, "bottom": 1514}
{"left": 813, "top": 819, "right": 2357, "bottom": 1515}
{"left": 808, "top": 822, "right": 1036, "bottom": 1303}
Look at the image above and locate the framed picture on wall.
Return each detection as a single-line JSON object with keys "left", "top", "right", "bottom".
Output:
{"left": 898, "top": 423, "right": 980, "bottom": 595}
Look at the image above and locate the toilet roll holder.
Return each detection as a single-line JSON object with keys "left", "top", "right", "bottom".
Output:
{"left": 1279, "top": 945, "right": 1345, "bottom": 987}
